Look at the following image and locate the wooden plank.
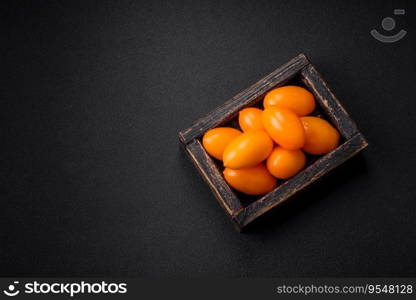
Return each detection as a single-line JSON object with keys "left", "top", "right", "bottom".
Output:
{"left": 301, "top": 64, "right": 359, "bottom": 139}
{"left": 232, "top": 133, "right": 368, "bottom": 229}
{"left": 179, "top": 53, "right": 310, "bottom": 144}
{"left": 185, "top": 139, "right": 243, "bottom": 215}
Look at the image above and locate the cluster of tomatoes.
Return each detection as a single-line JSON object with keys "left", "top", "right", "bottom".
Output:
{"left": 202, "top": 86, "right": 340, "bottom": 195}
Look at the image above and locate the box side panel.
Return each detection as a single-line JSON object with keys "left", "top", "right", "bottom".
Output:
{"left": 233, "top": 133, "right": 368, "bottom": 228}
{"left": 301, "top": 64, "right": 359, "bottom": 138}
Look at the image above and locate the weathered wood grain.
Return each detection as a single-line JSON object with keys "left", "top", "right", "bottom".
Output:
{"left": 301, "top": 64, "right": 359, "bottom": 139}
{"left": 232, "top": 133, "right": 368, "bottom": 229}
{"left": 185, "top": 139, "right": 243, "bottom": 215}
{"left": 179, "top": 53, "right": 310, "bottom": 144}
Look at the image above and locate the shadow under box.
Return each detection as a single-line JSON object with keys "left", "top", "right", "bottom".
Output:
{"left": 178, "top": 54, "right": 368, "bottom": 232}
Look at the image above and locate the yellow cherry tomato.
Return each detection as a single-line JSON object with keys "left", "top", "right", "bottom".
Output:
{"left": 263, "top": 86, "right": 315, "bottom": 116}
{"left": 262, "top": 107, "right": 305, "bottom": 150}
{"left": 202, "top": 127, "right": 242, "bottom": 160}
{"left": 266, "top": 146, "right": 306, "bottom": 179}
{"left": 238, "top": 107, "right": 264, "bottom": 132}
{"left": 301, "top": 116, "right": 340, "bottom": 155}
{"left": 223, "top": 130, "right": 273, "bottom": 169}
{"left": 223, "top": 164, "right": 277, "bottom": 195}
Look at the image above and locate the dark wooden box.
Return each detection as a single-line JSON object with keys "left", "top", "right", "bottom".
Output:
{"left": 178, "top": 54, "right": 368, "bottom": 231}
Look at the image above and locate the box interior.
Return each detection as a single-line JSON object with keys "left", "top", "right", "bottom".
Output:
{"left": 198, "top": 74, "right": 345, "bottom": 208}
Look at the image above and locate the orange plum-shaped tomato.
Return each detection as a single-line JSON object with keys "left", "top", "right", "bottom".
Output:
{"left": 262, "top": 107, "right": 305, "bottom": 150}
{"left": 223, "top": 130, "right": 273, "bottom": 169}
{"left": 202, "top": 127, "right": 242, "bottom": 160}
{"left": 301, "top": 116, "right": 340, "bottom": 155}
{"left": 223, "top": 164, "right": 277, "bottom": 195}
{"left": 266, "top": 146, "right": 306, "bottom": 179}
{"left": 263, "top": 85, "right": 315, "bottom": 116}
{"left": 238, "top": 107, "right": 264, "bottom": 132}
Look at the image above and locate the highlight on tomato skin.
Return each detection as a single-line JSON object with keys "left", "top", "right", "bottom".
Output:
{"left": 238, "top": 107, "right": 264, "bottom": 132}
{"left": 262, "top": 107, "right": 305, "bottom": 150}
{"left": 301, "top": 116, "right": 340, "bottom": 155}
{"left": 202, "top": 127, "right": 242, "bottom": 161}
{"left": 263, "top": 85, "right": 315, "bottom": 116}
{"left": 266, "top": 146, "right": 306, "bottom": 179}
{"left": 223, "top": 130, "right": 273, "bottom": 169}
{"left": 223, "top": 163, "right": 278, "bottom": 195}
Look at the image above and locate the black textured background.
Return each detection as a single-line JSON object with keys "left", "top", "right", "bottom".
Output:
{"left": 1, "top": 0, "right": 416, "bottom": 277}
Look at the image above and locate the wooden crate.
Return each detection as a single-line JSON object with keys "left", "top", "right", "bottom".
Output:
{"left": 179, "top": 54, "right": 368, "bottom": 231}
